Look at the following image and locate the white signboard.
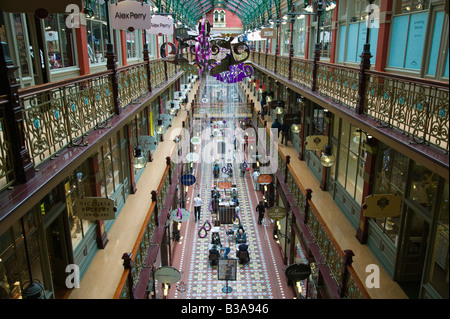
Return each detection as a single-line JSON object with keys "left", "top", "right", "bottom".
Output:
{"left": 166, "top": 100, "right": 181, "bottom": 110}
{"left": 110, "top": 1, "right": 152, "bottom": 30}
{"left": 146, "top": 15, "right": 174, "bottom": 35}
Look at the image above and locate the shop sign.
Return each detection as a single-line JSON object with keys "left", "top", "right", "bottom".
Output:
{"left": 285, "top": 263, "right": 311, "bottom": 282}
{"left": 154, "top": 266, "right": 181, "bottom": 284}
{"left": 110, "top": 1, "right": 152, "bottom": 30}
{"left": 363, "top": 194, "right": 402, "bottom": 218}
{"left": 261, "top": 28, "right": 276, "bottom": 39}
{"left": 75, "top": 197, "right": 116, "bottom": 221}
{"left": 180, "top": 174, "right": 196, "bottom": 186}
{"left": 267, "top": 206, "right": 287, "bottom": 221}
{"left": 133, "top": 135, "right": 157, "bottom": 152}
{"left": 257, "top": 174, "right": 272, "bottom": 185}
{"left": 170, "top": 208, "right": 190, "bottom": 222}
{"left": 146, "top": 15, "right": 174, "bottom": 35}
{"left": 305, "top": 135, "right": 328, "bottom": 151}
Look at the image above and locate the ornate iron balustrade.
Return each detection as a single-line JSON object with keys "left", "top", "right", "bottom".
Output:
{"left": 0, "top": 96, "right": 16, "bottom": 191}
{"left": 278, "top": 56, "right": 290, "bottom": 79}
{"left": 250, "top": 51, "right": 450, "bottom": 155}
{"left": 19, "top": 72, "right": 115, "bottom": 167}
{"left": 316, "top": 62, "right": 359, "bottom": 109}
{"left": 118, "top": 62, "right": 148, "bottom": 107}
{"left": 365, "top": 71, "right": 449, "bottom": 153}
{"left": 250, "top": 101, "right": 369, "bottom": 299}
{"left": 291, "top": 58, "right": 314, "bottom": 88}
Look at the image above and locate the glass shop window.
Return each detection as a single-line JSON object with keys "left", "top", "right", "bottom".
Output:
{"left": 0, "top": 212, "right": 44, "bottom": 299}
{"left": 336, "top": 123, "right": 366, "bottom": 204}
{"left": 408, "top": 162, "right": 439, "bottom": 212}
{"left": 43, "top": 14, "right": 77, "bottom": 69}
{"left": 427, "top": 180, "right": 449, "bottom": 299}
{"left": 126, "top": 29, "right": 139, "bottom": 59}
{"left": 372, "top": 145, "right": 408, "bottom": 244}
{"left": 85, "top": 0, "right": 109, "bottom": 65}
{"left": 394, "top": 0, "right": 429, "bottom": 14}
{"left": 65, "top": 161, "right": 93, "bottom": 251}
{"left": 388, "top": 0, "right": 430, "bottom": 71}
{"left": 99, "top": 132, "right": 124, "bottom": 199}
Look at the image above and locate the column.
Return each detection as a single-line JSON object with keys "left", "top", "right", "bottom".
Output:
{"left": 88, "top": 154, "right": 109, "bottom": 249}
{"left": 356, "top": 138, "right": 378, "bottom": 244}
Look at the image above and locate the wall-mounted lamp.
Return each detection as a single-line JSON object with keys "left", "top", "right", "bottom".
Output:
{"left": 156, "top": 119, "right": 165, "bottom": 135}
{"left": 291, "top": 117, "right": 301, "bottom": 134}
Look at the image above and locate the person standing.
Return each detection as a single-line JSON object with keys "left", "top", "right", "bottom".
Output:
{"left": 252, "top": 169, "right": 260, "bottom": 191}
{"left": 193, "top": 194, "right": 203, "bottom": 222}
{"left": 240, "top": 161, "right": 247, "bottom": 177}
{"left": 256, "top": 201, "right": 266, "bottom": 225}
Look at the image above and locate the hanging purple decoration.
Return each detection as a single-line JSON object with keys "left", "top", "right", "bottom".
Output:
{"left": 211, "top": 62, "right": 253, "bottom": 83}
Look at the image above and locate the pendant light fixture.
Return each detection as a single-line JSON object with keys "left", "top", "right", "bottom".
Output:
{"left": 320, "top": 144, "right": 336, "bottom": 167}
{"left": 132, "top": 116, "right": 146, "bottom": 169}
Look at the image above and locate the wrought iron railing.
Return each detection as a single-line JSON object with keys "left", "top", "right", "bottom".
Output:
{"left": 0, "top": 96, "right": 16, "bottom": 191}
{"left": 251, "top": 103, "right": 370, "bottom": 299}
{"left": 19, "top": 71, "right": 115, "bottom": 167}
{"left": 249, "top": 51, "right": 449, "bottom": 155}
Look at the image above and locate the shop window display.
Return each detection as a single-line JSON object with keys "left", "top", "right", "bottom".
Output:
{"left": 428, "top": 181, "right": 449, "bottom": 298}
{"left": 0, "top": 212, "right": 44, "bottom": 299}
{"left": 409, "top": 162, "right": 439, "bottom": 211}
{"left": 43, "top": 14, "right": 76, "bottom": 69}
{"left": 373, "top": 146, "right": 408, "bottom": 244}
{"left": 85, "top": 0, "right": 109, "bottom": 65}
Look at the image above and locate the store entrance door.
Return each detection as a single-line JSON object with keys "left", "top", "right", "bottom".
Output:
{"left": 45, "top": 212, "right": 71, "bottom": 298}
{"left": 396, "top": 206, "right": 430, "bottom": 297}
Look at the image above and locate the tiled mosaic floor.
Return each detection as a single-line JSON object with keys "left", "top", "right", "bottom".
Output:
{"left": 169, "top": 133, "right": 298, "bottom": 299}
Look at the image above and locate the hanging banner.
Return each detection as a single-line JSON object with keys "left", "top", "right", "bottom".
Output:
{"left": 257, "top": 174, "right": 273, "bottom": 185}
{"left": 363, "top": 194, "right": 402, "bottom": 218}
{"left": 154, "top": 266, "right": 181, "bottom": 284}
{"left": 110, "top": 1, "right": 152, "bottom": 30}
{"left": 75, "top": 197, "right": 116, "bottom": 221}
{"left": 147, "top": 15, "right": 174, "bottom": 35}
{"left": 285, "top": 263, "right": 311, "bottom": 281}
{"left": 134, "top": 135, "right": 157, "bottom": 152}
{"left": 305, "top": 135, "right": 329, "bottom": 151}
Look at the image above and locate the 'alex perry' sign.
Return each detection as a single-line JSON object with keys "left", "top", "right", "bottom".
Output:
{"left": 110, "top": 1, "right": 152, "bottom": 30}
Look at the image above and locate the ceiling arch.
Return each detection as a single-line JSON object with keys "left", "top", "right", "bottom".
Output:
{"left": 154, "top": 0, "right": 282, "bottom": 30}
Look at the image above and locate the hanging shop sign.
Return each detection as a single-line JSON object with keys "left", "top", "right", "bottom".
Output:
{"left": 180, "top": 174, "right": 196, "bottom": 186}
{"left": 110, "top": 1, "right": 152, "bottom": 30}
{"left": 362, "top": 194, "right": 402, "bottom": 218}
{"left": 154, "top": 266, "right": 181, "bottom": 284}
{"left": 133, "top": 135, "right": 157, "bottom": 152}
{"left": 285, "top": 263, "right": 311, "bottom": 282}
{"left": 170, "top": 208, "right": 190, "bottom": 222}
{"left": 75, "top": 197, "right": 116, "bottom": 221}
{"left": 146, "top": 15, "right": 174, "bottom": 35}
{"left": 261, "top": 28, "right": 276, "bottom": 39}
{"left": 267, "top": 206, "right": 287, "bottom": 221}
{"left": 257, "top": 174, "right": 273, "bottom": 185}
{"left": 166, "top": 100, "right": 181, "bottom": 110}
{"left": 158, "top": 114, "right": 173, "bottom": 126}
{"left": 305, "top": 135, "right": 329, "bottom": 151}
{"left": 185, "top": 152, "right": 200, "bottom": 163}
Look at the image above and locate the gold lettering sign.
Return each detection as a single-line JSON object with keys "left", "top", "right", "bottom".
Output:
{"left": 363, "top": 194, "right": 402, "bottom": 218}
{"left": 267, "top": 206, "right": 287, "bottom": 221}
{"left": 75, "top": 197, "right": 116, "bottom": 221}
{"left": 305, "top": 135, "right": 328, "bottom": 150}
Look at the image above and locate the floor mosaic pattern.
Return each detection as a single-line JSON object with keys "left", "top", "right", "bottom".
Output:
{"left": 170, "top": 135, "right": 296, "bottom": 299}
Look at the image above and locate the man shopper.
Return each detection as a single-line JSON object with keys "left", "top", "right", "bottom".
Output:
{"left": 193, "top": 194, "right": 203, "bottom": 222}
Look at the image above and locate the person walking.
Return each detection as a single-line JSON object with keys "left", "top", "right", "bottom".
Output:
{"left": 193, "top": 194, "right": 203, "bottom": 222}
{"left": 256, "top": 201, "right": 266, "bottom": 225}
